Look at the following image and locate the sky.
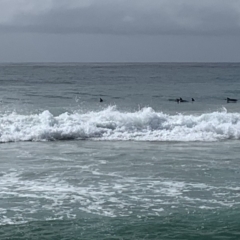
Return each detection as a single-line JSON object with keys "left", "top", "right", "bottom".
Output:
{"left": 0, "top": 0, "right": 240, "bottom": 62}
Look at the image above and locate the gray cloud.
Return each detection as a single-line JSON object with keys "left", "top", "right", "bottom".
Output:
{"left": 0, "top": 0, "right": 240, "bottom": 35}
{"left": 0, "top": 0, "right": 240, "bottom": 62}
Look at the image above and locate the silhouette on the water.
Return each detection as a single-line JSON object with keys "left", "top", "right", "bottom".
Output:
{"left": 226, "top": 97, "right": 237, "bottom": 103}
{"left": 100, "top": 98, "right": 103, "bottom": 102}
{"left": 168, "top": 98, "right": 179, "bottom": 102}
{"left": 179, "top": 98, "right": 188, "bottom": 102}
{"left": 168, "top": 97, "right": 195, "bottom": 103}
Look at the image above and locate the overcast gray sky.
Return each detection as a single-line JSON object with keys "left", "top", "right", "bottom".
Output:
{"left": 0, "top": 0, "right": 240, "bottom": 62}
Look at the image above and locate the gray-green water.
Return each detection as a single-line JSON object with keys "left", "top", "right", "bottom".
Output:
{"left": 0, "top": 63, "right": 240, "bottom": 239}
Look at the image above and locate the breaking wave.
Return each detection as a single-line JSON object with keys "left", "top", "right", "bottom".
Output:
{"left": 0, "top": 106, "right": 240, "bottom": 142}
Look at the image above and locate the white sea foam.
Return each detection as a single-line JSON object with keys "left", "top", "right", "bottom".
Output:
{"left": 0, "top": 106, "right": 240, "bottom": 142}
{"left": 0, "top": 168, "right": 238, "bottom": 225}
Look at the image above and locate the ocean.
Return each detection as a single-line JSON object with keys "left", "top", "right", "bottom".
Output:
{"left": 0, "top": 63, "right": 240, "bottom": 239}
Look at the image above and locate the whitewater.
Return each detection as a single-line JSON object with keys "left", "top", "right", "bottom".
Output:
{"left": 0, "top": 106, "right": 240, "bottom": 142}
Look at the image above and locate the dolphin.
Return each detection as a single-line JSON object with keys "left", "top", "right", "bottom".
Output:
{"left": 226, "top": 97, "right": 237, "bottom": 103}
{"left": 179, "top": 98, "right": 188, "bottom": 102}
{"left": 168, "top": 98, "right": 180, "bottom": 102}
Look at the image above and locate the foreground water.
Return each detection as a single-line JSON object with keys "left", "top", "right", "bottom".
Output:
{"left": 1, "top": 140, "right": 240, "bottom": 239}
{"left": 0, "top": 63, "right": 240, "bottom": 239}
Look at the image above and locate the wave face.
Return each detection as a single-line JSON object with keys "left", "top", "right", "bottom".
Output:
{"left": 0, "top": 106, "right": 240, "bottom": 142}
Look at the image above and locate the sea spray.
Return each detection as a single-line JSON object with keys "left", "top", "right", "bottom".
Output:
{"left": 0, "top": 106, "right": 240, "bottom": 142}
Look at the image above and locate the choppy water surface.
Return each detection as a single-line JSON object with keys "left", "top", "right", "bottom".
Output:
{"left": 1, "top": 141, "right": 240, "bottom": 239}
{"left": 0, "top": 63, "right": 240, "bottom": 239}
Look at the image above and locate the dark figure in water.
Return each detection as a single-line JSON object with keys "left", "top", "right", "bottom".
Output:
{"left": 179, "top": 98, "right": 188, "bottom": 102}
{"left": 180, "top": 98, "right": 195, "bottom": 103}
{"left": 100, "top": 98, "right": 103, "bottom": 102}
{"left": 226, "top": 97, "right": 237, "bottom": 103}
{"left": 169, "top": 97, "right": 194, "bottom": 103}
{"left": 168, "top": 98, "right": 181, "bottom": 103}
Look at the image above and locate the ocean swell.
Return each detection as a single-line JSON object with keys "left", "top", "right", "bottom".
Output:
{"left": 0, "top": 106, "right": 240, "bottom": 142}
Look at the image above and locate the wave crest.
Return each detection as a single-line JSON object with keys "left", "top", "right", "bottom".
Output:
{"left": 0, "top": 106, "right": 240, "bottom": 142}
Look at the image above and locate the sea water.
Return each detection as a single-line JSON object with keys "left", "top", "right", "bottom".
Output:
{"left": 0, "top": 63, "right": 240, "bottom": 239}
